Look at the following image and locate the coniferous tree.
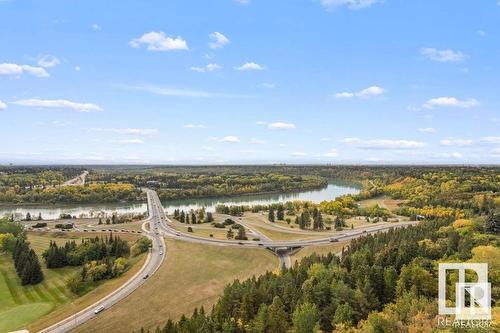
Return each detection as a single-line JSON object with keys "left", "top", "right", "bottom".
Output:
{"left": 268, "top": 208, "right": 275, "bottom": 222}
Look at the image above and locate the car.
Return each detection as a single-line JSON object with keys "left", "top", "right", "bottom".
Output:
{"left": 94, "top": 305, "right": 105, "bottom": 314}
{"left": 159, "top": 251, "right": 163, "bottom": 255}
{"left": 238, "top": 242, "right": 244, "bottom": 245}
{"left": 329, "top": 238, "right": 339, "bottom": 242}
{"left": 258, "top": 243, "right": 264, "bottom": 246}
{"left": 363, "top": 230, "right": 367, "bottom": 233}
{"left": 156, "top": 232, "right": 159, "bottom": 235}
{"left": 176, "top": 232, "right": 180, "bottom": 236}
{"left": 143, "top": 274, "right": 149, "bottom": 279}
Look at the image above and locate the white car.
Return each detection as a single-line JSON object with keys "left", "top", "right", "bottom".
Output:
{"left": 94, "top": 305, "right": 105, "bottom": 314}
{"left": 159, "top": 251, "right": 163, "bottom": 255}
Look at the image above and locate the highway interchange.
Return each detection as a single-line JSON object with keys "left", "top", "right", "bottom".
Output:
{"left": 39, "top": 188, "right": 417, "bottom": 333}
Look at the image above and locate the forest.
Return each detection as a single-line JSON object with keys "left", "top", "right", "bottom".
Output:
{"left": 135, "top": 166, "right": 499, "bottom": 333}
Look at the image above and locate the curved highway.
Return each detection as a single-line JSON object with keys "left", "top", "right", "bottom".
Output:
{"left": 38, "top": 188, "right": 417, "bottom": 332}
{"left": 39, "top": 190, "right": 165, "bottom": 333}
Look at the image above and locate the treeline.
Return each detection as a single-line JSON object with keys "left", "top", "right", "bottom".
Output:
{"left": 0, "top": 183, "right": 144, "bottom": 204}
{"left": 42, "top": 234, "right": 130, "bottom": 268}
{"left": 0, "top": 218, "right": 44, "bottom": 285}
{"left": 13, "top": 237, "right": 44, "bottom": 285}
{"left": 139, "top": 214, "right": 499, "bottom": 333}
{"left": 0, "top": 166, "right": 84, "bottom": 187}
{"left": 173, "top": 208, "right": 214, "bottom": 224}
{"left": 88, "top": 168, "right": 328, "bottom": 201}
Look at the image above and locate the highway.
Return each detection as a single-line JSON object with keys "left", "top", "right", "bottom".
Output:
{"left": 38, "top": 188, "right": 417, "bottom": 332}
{"left": 39, "top": 190, "right": 165, "bottom": 333}
{"left": 62, "top": 171, "right": 89, "bottom": 186}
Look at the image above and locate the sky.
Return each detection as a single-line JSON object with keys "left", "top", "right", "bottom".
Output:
{"left": 0, "top": 0, "right": 499, "bottom": 165}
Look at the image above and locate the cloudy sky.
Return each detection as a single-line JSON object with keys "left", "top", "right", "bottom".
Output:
{"left": 1, "top": 0, "right": 499, "bottom": 164}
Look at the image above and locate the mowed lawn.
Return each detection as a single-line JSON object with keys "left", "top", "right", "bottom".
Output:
{"left": 0, "top": 232, "right": 145, "bottom": 333}
{"left": 74, "top": 238, "right": 277, "bottom": 333}
{"left": 0, "top": 234, "right": 80, "bottom": 332}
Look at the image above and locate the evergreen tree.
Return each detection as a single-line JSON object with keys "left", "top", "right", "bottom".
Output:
{"left": 235, "top": 225, "right": 247, "bottom": 240}
{"left": 206, "top": 212, "right": 214, "bottom": 223}
{"left": 267, "top": 296, "right": 289, "bottom": 333}
{"left": 268, "top": 208, "right": 275, "bottom": 222}
{"left": 180, "top": 211, "right": 185, "bottom": 223}
{"left": 292, "top": 302, "right": 319, "bottom": 333}
{"left": 276, "top": 206, "right": 285, "bottom": 221}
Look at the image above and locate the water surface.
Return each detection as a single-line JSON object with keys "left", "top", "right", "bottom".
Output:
{"left": 0, "top": 181, "right": 359, "bottom": 220}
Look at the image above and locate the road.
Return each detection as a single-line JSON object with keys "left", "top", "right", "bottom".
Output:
{"left": 39, "top": 190, "right": 165, "bottom": 333}
{"left": 38, "top": 188, "right": 417, "bottom": 332}
{"left": 62, "top": 171, "right": 89, "bottom": 186}
{"left": 146, "top": 189, "right": 417, "bottom": 257}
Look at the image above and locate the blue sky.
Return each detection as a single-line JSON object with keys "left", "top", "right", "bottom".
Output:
{"left": 1, "top": 0, "right": 499, "bottom": 164}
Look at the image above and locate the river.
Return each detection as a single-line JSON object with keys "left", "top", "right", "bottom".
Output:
{"left": 0, "top": 181, "right": 360, "bottom": 220}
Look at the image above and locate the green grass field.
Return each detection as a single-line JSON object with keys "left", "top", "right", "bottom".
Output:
{"left": 0, "top": 232, "right": 145, "bottom": 332}
{"left": 0, "top": 234, "right": 80, "bottom": 332}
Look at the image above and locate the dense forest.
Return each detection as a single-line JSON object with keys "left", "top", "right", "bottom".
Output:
{"left": 135, "top": 167, "right": 499, "bottom": 333}
{"left": 0, "top": 183, "right": 144, "bottom": 204}
{"left": 89, "top": 168, "right": 328, "bottom": 201}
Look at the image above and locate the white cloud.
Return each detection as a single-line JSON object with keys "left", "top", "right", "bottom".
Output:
{"left": 340, "top": 137, "right": 425, "bottom": 149}
{"left": 124, "top": 84, "right": 252, "bottom": 99}
{"left": 333, "top": 85, "right": 386, "bottom": 99}
{"left": 235, "top": 0, "right": 250, "bottom": 4}
{"left": 256, "top": 121, "right": 267, "bottom": 125}
{"left": 334, "top": 92, "right": 355, "bottom": 99}
{"left": 320, "top": 0, "right": 383, "bottom": 10}
{"left": 211, "top": 136, "right": 240, "bottom": 143}
{"left": 0, "top": 100, "right": 6, "bottom": 110}
{"left": 268, "top": 122, "right": 296, "bottom": 130}
{"left": 436, "top": 152, "right": 463, "bottom": 159}
{"left": 200, "top": 146, "right": 214, "bottom": 151}
{"left": 262, "top": 83, "right": 276, "bottom": 89}
{"left": 183, "top": 124, "right": 205, "bottom": 128}
{"left": 424, "top": 97, "right": 479, "bottom": 109}
{"left": 190, "top": 63, "right": 222, "bottom": 73}
{"left": 440, "top": 138, "right": 474, "bottom": 147}
{"left": 319, "top": 149, "right": 338, "bottom": 158}
{"left": 480, "top": 136, "right": 500, "bottom": 144}
{"left": 418, "top": 127, "right": 436, "bottom": 133}
{"left": 74, "top": 66, "right": 81, "bottom": 71}
{"left": 321, "top": 137, "right": 331, "bottom": 141}
{"left": 235, "top": 62, "right": 265, "bottom": 71}
{"left": 477, "top": 30, "right": 486, "bottom": 37}
{"left": 209, "top": 32, "right": 230, "bottom": 49}
{"left": 86, "top": 128, "right": 158, "bottom": 135}
{"left": 0, "top": 63, "right": 49, "bottom": 77}
{"left": 51, "top": 120, "right": 72, "bottom": 127}
{"left": 108, "top": 138, "right": 144, "bottom": 144}
{"left": 129, "top": 31, "right": 188, "bottom": 51}
{"left": 420, "top": 48, "right": 467, "bottom": 62}
{"left": 92, "top": 23, "right": 101, "bottom": 31}
{"left": 13, "top": 99, "right": 102, "bottom": 112}
{"left": 357, "top": 86, "right": 386, "bottom": 97}
{"left": 250, "top": 138, "right": 266, "bottom": 144}
{"left": 37, "top": 55, "right": 60, "bottom": 68}
{"left": 291, "top": 152, "right": 307, "bottom": 156}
